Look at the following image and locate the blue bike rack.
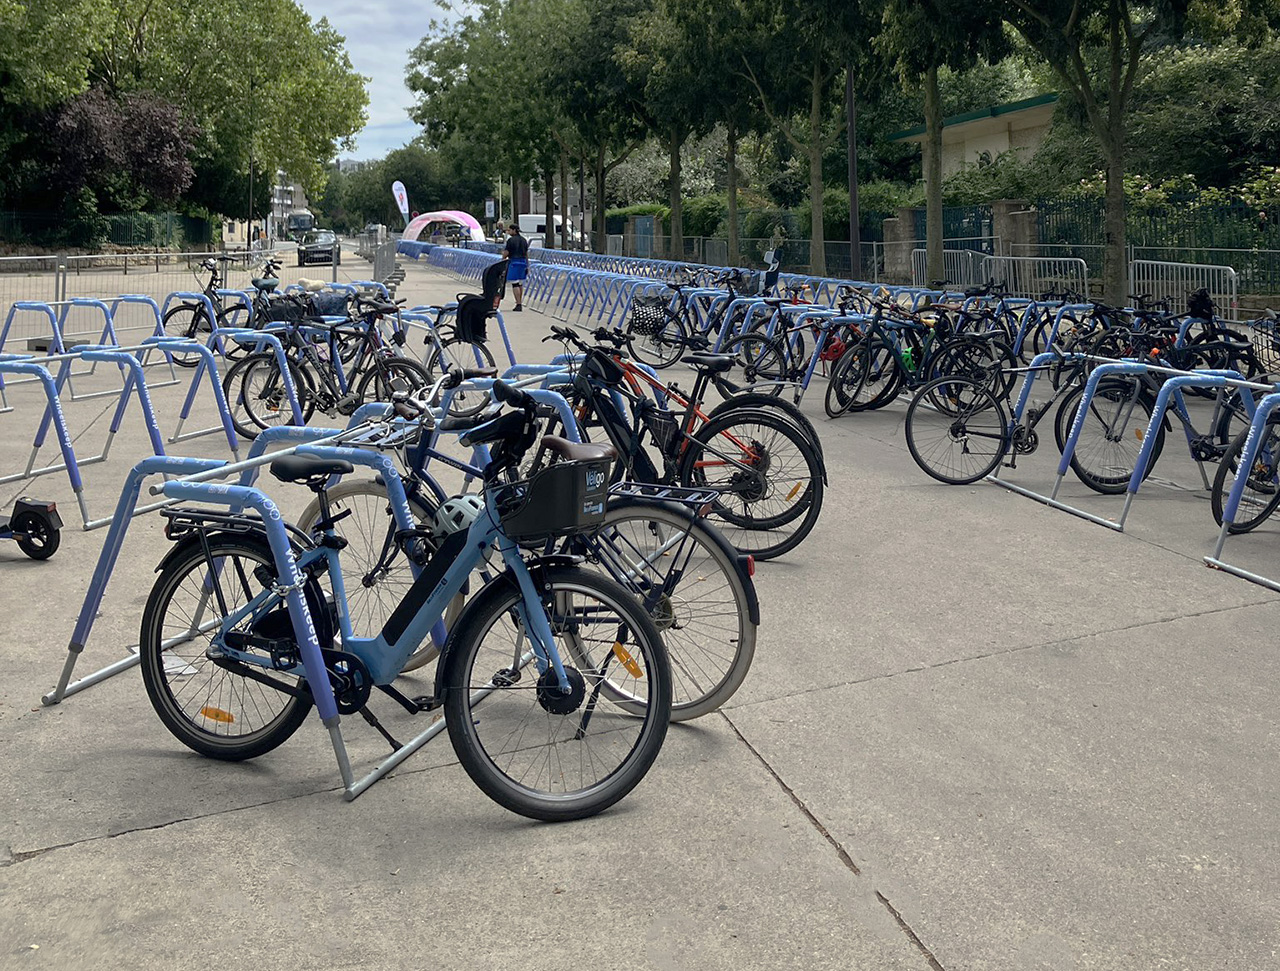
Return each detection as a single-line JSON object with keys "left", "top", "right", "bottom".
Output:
{"left": 1204, "top": 392, "right": 1280, "bottom": 591}
{"left": 146, "top": 337, "right": 241, "bottom": 455}
{"left": 990, "top": 356, "right": 1274, "bottom": 530}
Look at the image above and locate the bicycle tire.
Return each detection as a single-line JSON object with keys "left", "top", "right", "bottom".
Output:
{"left": 707, "top": 392, "right": 824, "bottom": 460}
{"left": 425, "top": 337, "right": 498, "bottom": 417}
{"left": 720, "top": 333, "right": 787, "bottom": 398}
{"left": 627, "top": 308, "right": 687, "bottom": 370}
{"left": 355, "top": 356, "right": 432, "bottom": 403}
{"left": 573, "top": 498, "right": 756, "bottom": 720}
{"left": 226, "top": 352, "right": 316, "bottom": 436}
{"left": 297, "top": 479, "right": 446, "bottom": 671}
{"left": 441, "top": 565, "right": 671, "bottom": 821}
{"left": 678, "top": 408, "right": 824, "bottom": 560}
{"left": 1054, "top": 378, "right": 1163, "bottom": 495}
{"left": 139, "top": 535, "right": 315, "bottom": 761}
{"left": 162, "top": 303, "right": 214, "bottom": 367}
{"left": 905, "top": 376, "right": 1009, "bottom": 485}
{"left": 1211, "top": 419, "right": 1280, "bottom": 532}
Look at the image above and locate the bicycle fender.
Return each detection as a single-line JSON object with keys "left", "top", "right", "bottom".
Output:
{"left": 153, "top": 528, "right": 268, "bottom": 575}
{"left": 430, "top": 556, "right": 588, "bottom": 702}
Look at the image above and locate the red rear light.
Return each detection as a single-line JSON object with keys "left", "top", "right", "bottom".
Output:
{"left": 746, "top": 555, "right": 755, "bottom": 577}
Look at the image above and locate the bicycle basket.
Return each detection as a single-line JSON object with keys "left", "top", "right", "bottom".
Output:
{"left": 628, "top": 295, "right": 669, "bottom": 336}
{"left": 490, "top": 458, "right": 612, "bottom": 543}
{"left": 309, "top": 291, "right": 350, "bottom": 317}
{"left": 263, "top": 297, "right": 306, "bottom": 324}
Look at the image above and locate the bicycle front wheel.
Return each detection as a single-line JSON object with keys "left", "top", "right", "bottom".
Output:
{"left": 425, "top": 337, "right": 498, "bottom": 417}
{"left": 161, "top": 303, "right": 214, "bottom": 367}
{"left": 1211, "top": 420, "right": 1280, "bottom": 533}
{"left": 627, "top": 309, "right": 687, "bottom": 369}
{"left": 577, "top": 500, "right": 757, "bottom": 720}
{"left": 223, "top": 352, "right": 316, "bottom": 438}
{"left": 905, "top": 376, "right": 1009, "bottom": 485}
{"left": 441, "top": 566, "right": 671, "bottom": 821}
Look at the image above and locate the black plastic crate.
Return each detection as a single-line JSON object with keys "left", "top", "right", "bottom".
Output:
{"left": 492, "top": 458, "right": 612, "bottom": 543}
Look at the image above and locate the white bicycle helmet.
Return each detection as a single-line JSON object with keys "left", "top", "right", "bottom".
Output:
{"left": 431, "top": 494, "right": 486, "bottom": 541}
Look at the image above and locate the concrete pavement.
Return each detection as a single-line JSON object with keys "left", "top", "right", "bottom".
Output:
{"left": 1, "top": 256, "right": 1278, "bottom": 969}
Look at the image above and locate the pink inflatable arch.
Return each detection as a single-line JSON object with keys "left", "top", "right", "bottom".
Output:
{"left": 402, "top": 210, "right": 485, "bottom": 242}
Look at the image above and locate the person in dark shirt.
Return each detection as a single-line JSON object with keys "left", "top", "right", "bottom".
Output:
{"left": 503, "top": 223, "right": 529, "bottom": 311}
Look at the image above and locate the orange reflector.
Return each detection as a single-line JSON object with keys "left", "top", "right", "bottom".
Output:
{"left": 786, "top": 482, "right": 804, "bottom": 501}
{"left": 612, "top": 642, "right": 644, "bottom": 679}
{"left": 199, "top": 706, "right": 235, "bottom": 724}
{"left": 1135, "top": 428, "right": 1145, "bottom": 441}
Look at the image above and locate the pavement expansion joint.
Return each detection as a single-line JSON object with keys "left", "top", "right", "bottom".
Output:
{"left": 728, "top": 594, "right": 1280, "bottom": 713}
{"left": 1, "top": 785, "right": 342, "bottom": 868}
{"left": 716, "top": 709, "right": 946, "bottom": 970}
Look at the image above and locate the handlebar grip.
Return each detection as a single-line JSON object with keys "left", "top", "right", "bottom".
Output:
{"left": 492, "top": 379, "right": 533, "bottom": 409}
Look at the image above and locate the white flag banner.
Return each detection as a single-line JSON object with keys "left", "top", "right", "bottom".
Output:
{"left": 391, "top": 181, "right": 410, "bottom": 221}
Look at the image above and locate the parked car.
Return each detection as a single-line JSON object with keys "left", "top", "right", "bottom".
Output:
{"left": 297, "top": 229, "right": 341, "bottom": 266}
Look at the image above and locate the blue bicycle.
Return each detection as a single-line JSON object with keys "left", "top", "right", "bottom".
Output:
{"left": 139, "top": 379, "right": 672, "bottom": 820}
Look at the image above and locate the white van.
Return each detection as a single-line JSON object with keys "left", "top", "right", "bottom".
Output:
{"left": 517, "top": 213, "right": 579, "bottom": 244}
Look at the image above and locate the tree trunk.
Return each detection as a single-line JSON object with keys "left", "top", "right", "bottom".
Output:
{"left": 559, "top": 151, "right": 569, "bottom": 249}
{"left": 846, "top": 66, "right": 860, "bottom": 279}
{"left": 669, "top": 126, "right": 684, "bottom": 259}
{"left": 543, "top": 164, "right": 556, "bottom": 249}
{"left": 593, "top": 149, "right": 607, "bottom": 254}
{"left": 1101, "top": 0, "right": 1127, "bottom": 304}
{"left": 923, "top": 63, "right": 944, "bottom": 287}
{"left": 727, "top": 121, "right": 739, "bottom": 267}
{"left": 808, "top": 60, "right": 826, "bottom": 277}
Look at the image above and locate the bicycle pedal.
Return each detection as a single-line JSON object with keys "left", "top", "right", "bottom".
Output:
{"left": 335, "top": 393, "right": 360, "bottom": 415}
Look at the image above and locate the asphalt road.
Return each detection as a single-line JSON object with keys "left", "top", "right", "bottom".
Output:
{"left": 1, "top": 256, "right": 1278, "bottom": 969}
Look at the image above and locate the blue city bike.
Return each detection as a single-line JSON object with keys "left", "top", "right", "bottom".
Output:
{"left": 139, "top": 378, "right": 672, "bottom": 820}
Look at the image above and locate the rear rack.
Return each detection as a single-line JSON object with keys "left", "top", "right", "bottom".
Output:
{"left": 609, "top": 481, "right": 721, "bottom": 507}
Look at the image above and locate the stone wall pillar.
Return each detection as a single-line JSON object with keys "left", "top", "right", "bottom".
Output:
{"left": 882, "top": 207, "right": 920, "bottom": 284}
{"left": 991, "top": 198, "right": 1036, "bottom": 257}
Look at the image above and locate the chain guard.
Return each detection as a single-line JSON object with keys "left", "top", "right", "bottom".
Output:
{"left": 322, "top": 648, "right": 373, "bottom": 715}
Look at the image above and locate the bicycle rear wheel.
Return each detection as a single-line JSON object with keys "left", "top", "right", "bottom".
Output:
{"left": 1054, "top": 378, "right": 1161, "bottom": 494}
{"left": 678, "top": 408, "right": 824, "bottom": 560}
{"left": 139, "top": 536, "right": 315, "bottom": 761}
{"left": 905, "top": 376, "right": 1009, "bottom": 485}
{"left": 575, "top": 500, "right": 756, "bottom": 720}
{"left": 906, "top": 373, "right": 1003, "bottom": 483}
{"left": 441, "top": 566, "right": 671, "bottom": 821}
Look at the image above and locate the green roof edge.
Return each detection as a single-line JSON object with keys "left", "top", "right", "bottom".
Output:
{"left": 887, "top": 92, "right": 1059, "bottom": 142}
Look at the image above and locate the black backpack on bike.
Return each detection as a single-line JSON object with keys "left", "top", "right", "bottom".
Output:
{"left": 1187, "top": 287, "right": 1216, "bottom": 320}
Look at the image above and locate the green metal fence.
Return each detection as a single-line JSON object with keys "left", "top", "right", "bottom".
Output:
{"left": 1036, "top": 196, "right": 1280, "bottom": 293}
{"left": 0, "top": 210, "right": 213, "bottom": 250}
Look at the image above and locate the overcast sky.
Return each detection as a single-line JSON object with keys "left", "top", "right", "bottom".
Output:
{"left": 297, "top": 0, "right": 450, "bottom": 160}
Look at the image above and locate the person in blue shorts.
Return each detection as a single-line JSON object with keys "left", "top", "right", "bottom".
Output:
{"left": 503, "top": 223, "right": 529, "bottom": 311}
